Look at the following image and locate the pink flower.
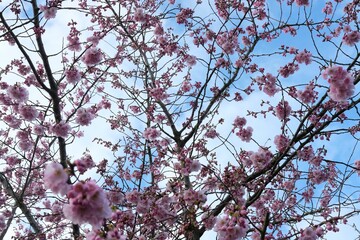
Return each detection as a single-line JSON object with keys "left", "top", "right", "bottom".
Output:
{"left": 44, "top": 162, "right": 70, "bottom": 196}
{"left": 39, "top": 5, "right": 57, "bottom": 19}
{"left": 51, "top": 121, "right": 71, "bottom": 138}
{"left": 185, "top": 55, "right": 197, "bottom": 67}
{"left": 295, "top": 0, "right": 309, "bottom": 6}
{"left": 143, "top": 127, "right": 161, "bottom": 140}
{"left": 236, "top": 126, "right": 253, "bottom": 142}
{"left": 295, "top": 50, "right": 312, "bottom": 65}
{"left": 205, "top": 128, "right": 218, "bottom": 139}
{"left": 355, "top": 160, "right": 360, "bottom": 176}
{"left": 19, "top": 140, "right": 33, "bottom": 152}
{"left": 18, "top": 105, "right": 39, "bottom": 121}
{"left": 275, "top": 100, "right": 291, "bottom": 120}
{"left": 299, "top": 227, "right": 318, "bottom": 240}
{"left": 82, "top": 48, "right": 103, "bottom": 66}
{"left": 134, "top": 8, "right": 146, "bottom": 23}
{"left": 343, "top": 31, "right": 360, "bottom": 46}
{"left": 322, "top": 65, "right": 354, "bottom": 102}
{"left": 67, "top": 35, "right": 82, "bottom": 51}
{"left": 297, "top": 82, "right": 317, "bottom": 104}
{"left": 75, "top": 108, "right": 95, "bottom": 126}
{"left": 63, "top": 180, "right": 111, "bottom": 228}
{"left": 322, "top": 2, "right": 333, "bottom": 15}
{"left": 65, "top": 68, "right": 81, "bottom": 84}
{"left": 233, "top": 117, "right": 247, "bottom": 129}
{"left": 274, "top": 134, "right": 290, "bottom": 152}
{"left": 74, "top": 154, "right": 95, "bottom": 174}
{"left": 214, "top": 215, "right": 248, "bottom": 240}
{"left": 7, "top": 85, "right": 29, "bottom": 103}
{"left": 176, "top": 8, "right": 194, "bottom": 24}
{"left": 181, "top": 81, "right": 192, "bottom": 92}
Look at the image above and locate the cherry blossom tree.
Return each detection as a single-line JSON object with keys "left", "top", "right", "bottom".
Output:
{"left": 0, "top": 0, "right": 360, "bottom": 239}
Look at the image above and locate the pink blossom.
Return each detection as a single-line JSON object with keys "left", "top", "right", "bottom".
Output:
{"left": 39, "top": 5, "right": 57, "bottom": 19}
{"left": 65, "top": 68, "right": 81, "bottom": 84}
{"left": 250, "top": 148, "right": 273, "bottom": 170}
{"left": 297, "top": 82, "right": 317, "bottom": 104}
{"left": 82, "top": 48, "right": 103, "bottom": 66}
{"left": 67, "top": 35, "right": 82, "bottom": 51}
{"left": 274, "top": 134, "right": 290, "bottom": 152}
{"left": 181, "top": 81, "right": 192, "bottom": 92}
{"left": 19, "top": 140, "right": 33, "bottom": 152}
{"left": 44, "top": 162, "right": 70, "bottom": 196}
{"left": 76, "top": 108, "right": 95, "bottom": 126}
{"left": 63, "top": 180, "right": 111, "bottom": 228}
{"left": 275, "top": 100, "right": 291, "bottom": 120}
{"left": 18, "top": 105, "right": 39, "bottom": 121}
{"left": 185, "top": 55, "right": 197, "bottom": 67}
{"left": 176, "top": 8, "right": 194, "bottom": 24}
{"left": 236, "top": 126, "right": 253, "bottom": 142}
{"left": 183, "top": 189, "right": 206, "bottom": 206}
{"left": 279, "top": 63, "right": 299, "bottom": 78}
{"left": 143, "top": 127, "right": 161, "bottom": 140}
{"left": 51, "top": 121, "right": 71, "bottom": 138}
{"left": 355, "top": 160, "right": 360, "bottom": 176}
{"left": 205, "top": 128, "right": 218, "bottom": 139}
{"left": 295, "top": 50, "right": 312, "bottom": 65}
{"left": 3, "top": 115, "right": 22, "bottom": 128}
{"left": 33, "top": 125, "right": 45, "bottom": 135}
{"left": 233, "top": 116, "right": 247, "bottom": 129}
{"left": 74, "top": 154, "right": 95, "bottom": 174}
{"left": 342, "top": 31, "right": 360, "bottom": 46}
{"left": 295, "top": 0, "right": 309, "bottom": 6}
{"left": 154, "top": 24, "right": 164, "bottom": 36}
{"left": 322, "top": 2, "right": 333, "bottom": 15}
{"left": 214, "top": 215, "right": 248, "bottom": 240}
{"left": 7, "top": 85, "right": 29, "bottom": 103}
{"left": 299, "top": 227, "right": 318, "bottom": 240}
{"left": 134, "top": 8, "right": 146, "bottom": 23}
{"left": 322, "top": 65, "right": 354, "bottom": 102}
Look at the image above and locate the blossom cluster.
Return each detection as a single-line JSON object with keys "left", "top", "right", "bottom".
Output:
{"left": 63, "top": 180, "right": 112, "bottom": 229}
{"left": 322, "top": 65, "right": 354, "bottom": 102}
{"left": 214, "top": 215, "right": 248, "bottom": 240}
{"left": 44, "top": 162, "right": 70, "bottom": 196}
{"left": 233, "top": 117, "right": 253, "bottom": 142}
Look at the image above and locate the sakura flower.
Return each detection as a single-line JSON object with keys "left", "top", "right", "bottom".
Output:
{"left": 295, "top": 0, "right": 309, "bottom": 6}
{"left": 214, "top": 215, "right": 248, "bottom": 240}
{"left": 134, "top": 8, "right": 146, "bottom": 23}
{"left": 342, "top": 31, "right": 360, "bottom": 46}
{"left": 354, "top": 160, "right": 360, "bottom": 176}
{"left": 75, "top": 108, "right": 95, "bottom": 126}
{"left": 63, "top": 180, "right": 112, "bottom": 229}
{"left": 205, "top": 128, "right": 218, "bottom": 139}
{"left": 295, "top": 50, "right": 312, "bottom": 65}
{"left": 44, "top": 162, "right": 70, "bottom": 196}
{"left": 322, "top": 65, "right": 354, "bottom": 102}
{"left": 18, "top": 105, "right": 39, "bottom": 121}
{"left": 7, "top": 84, "right": 29, "bottom": 103}
{"left": 274, "top": 134, "right": 290, "bottom": 152}
{"left": 50, "top": 121, "right": 71, "bottom": 138}
{"left": 82, "top": 48, "right": 103, "bottom": 66}
{"left": 299, "top": 227, "right": 318, "bottom": 240}
{"left": 39, "top": 5, "right": 57, "bottom": 19}
{"left": 275, "top": 100, "right": 291, "bottom": 120}
{"left": 143, "top": 127, "right": 161, "bottom": 140}
{"left": 19, "top": 140, "right": 33, "bottom": 152}
{"left": 74, "top": 154, "right": 95, "bottom": 174}
{"left": 236, "top": 126, "right": 253, "bottom": 142}
{"left": 65, "top": 68, "right": 81, "bottom": 84}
